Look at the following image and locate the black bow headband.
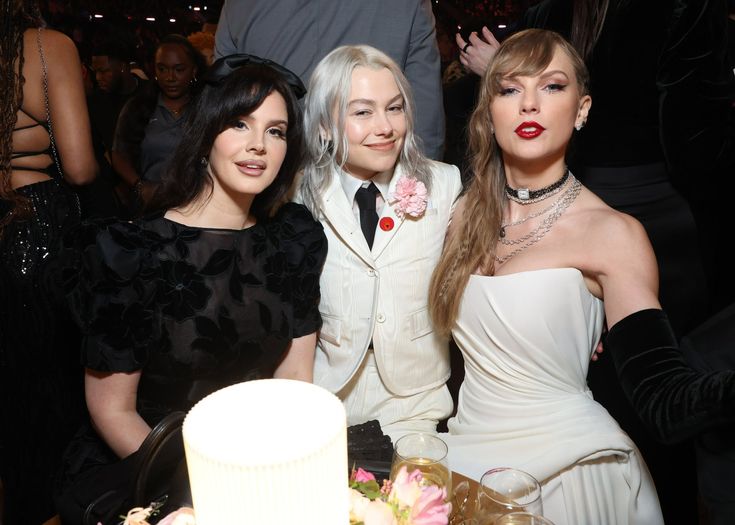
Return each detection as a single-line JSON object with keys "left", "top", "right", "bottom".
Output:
{"left": 204, "top": 54, "right": 307, "bottom": 99}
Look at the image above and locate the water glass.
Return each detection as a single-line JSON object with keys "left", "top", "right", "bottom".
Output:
{"left": 475, "top": 467, "right": 543, "bottom": 524}
{"left": 390, "top": 432, "right": 451, "bottom": 496}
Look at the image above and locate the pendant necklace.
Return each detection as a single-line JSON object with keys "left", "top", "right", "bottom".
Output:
{"left": 499, "top": 187, "right": 568, "bottom": 238}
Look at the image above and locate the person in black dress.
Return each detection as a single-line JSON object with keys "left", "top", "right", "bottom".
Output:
{"left": 0, "top": 0, "right": 98, "bottom": 522}
{"left": 55, "top": 55, "right": 326, "bottom": 523}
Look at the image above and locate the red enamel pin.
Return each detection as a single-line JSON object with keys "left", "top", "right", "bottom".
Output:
{"left": 379, "top": 217, "right": 394, "bottom": 231}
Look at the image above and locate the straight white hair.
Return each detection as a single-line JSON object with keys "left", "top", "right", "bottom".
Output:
{"left": 299, "top": 44, "right": 433, "bottom": 217}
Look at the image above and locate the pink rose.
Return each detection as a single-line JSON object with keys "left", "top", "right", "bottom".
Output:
{"left": 354, "top": 467, "right": 377, "bottom": 483}
{"left": 390, "top": 466, "right": 423, "bottom": 508}
{"left": 410, "top": 485, "right": 451, "bottom": 525}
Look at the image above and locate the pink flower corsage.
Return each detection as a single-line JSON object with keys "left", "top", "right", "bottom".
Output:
{"left": 390, "top": 176, "right": 428, "bottom": 219}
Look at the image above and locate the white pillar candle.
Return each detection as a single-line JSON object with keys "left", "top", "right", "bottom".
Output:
{"left": 183, "top": 379, "right": 348, "bottom": 525}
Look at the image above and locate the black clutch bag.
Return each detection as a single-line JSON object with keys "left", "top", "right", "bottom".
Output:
{"left": 56, "top": 411, "right": 190, "bottom": 525}
{"left": 347, "top": 420, "right": 393, "bottom": 481}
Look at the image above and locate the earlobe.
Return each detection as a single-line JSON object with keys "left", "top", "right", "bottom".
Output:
{"left": 578, "top": 95, "right": 592, "bottom": 122}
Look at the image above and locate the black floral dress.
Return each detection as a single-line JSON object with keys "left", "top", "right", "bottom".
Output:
{"left": 59, "top": 202, "right": 326, "bottom": 480}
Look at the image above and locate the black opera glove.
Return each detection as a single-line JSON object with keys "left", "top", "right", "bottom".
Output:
{"left": 604, "top": 308, "right": 735, "bottom": 445}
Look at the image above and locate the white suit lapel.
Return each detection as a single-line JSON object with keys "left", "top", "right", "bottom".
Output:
{"left": 320, "top": 176, "right": 375, "bottom": 266}
{"left": 371, "top": 165, "right": 407, "bottom": 259}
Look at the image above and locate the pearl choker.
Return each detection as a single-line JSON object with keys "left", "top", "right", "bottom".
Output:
{"left": 505, "top": 169, "right": 570, "bottom": 204}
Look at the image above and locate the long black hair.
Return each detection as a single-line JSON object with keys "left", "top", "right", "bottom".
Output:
{"left": 0, "top": 0, "right": 43, "bottom": 232}
{"left": 151, "top": 62, "right": 305, "bottom": 220}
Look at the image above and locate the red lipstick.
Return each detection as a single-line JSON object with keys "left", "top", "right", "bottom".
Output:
{"left": 514, "top": 121, "right": 546, "bottom": 139}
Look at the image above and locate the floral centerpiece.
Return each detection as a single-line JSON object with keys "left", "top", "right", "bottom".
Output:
{"left": 117, "top": 465, "right": 450, "bottom": 525}
{"left": 349, "top": 466, "right": 451, "bottom": 525}
{"left": 115, "top": 504, "right": 195, "bottom": 525}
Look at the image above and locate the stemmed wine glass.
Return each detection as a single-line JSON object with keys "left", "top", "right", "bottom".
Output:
{"left": 389, "top": 432, "right": 452, "bottom": 497}
{"left": 475, "top": 467, "right": 543, "bottom": 524}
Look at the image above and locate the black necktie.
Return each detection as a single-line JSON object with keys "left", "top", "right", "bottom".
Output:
{"left": 355, "top": 182, "right": 380, "bottom": 248}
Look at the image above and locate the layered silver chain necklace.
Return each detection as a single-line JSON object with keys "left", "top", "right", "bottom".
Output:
{"left": 495, "top": 173, "right": 582, "bottom": 265}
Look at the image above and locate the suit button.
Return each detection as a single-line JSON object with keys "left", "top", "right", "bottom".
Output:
{"left": 376, "top": 313, "right": 386, "bottom": 323}
{"left": 367, "top": 269, "right": 375, "bottom": 277}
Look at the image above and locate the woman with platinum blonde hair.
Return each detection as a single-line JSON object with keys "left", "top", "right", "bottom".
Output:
{"left": 300, "top": 45, "right": 432, "bottom": 217}
{"left": 299, "top": 44, "right": 463, "bottom": 440}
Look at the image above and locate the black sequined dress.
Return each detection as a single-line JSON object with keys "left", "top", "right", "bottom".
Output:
{"left": 0, "top": 179, "right": 86, "bottom": 523}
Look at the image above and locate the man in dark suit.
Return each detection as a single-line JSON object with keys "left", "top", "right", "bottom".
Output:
{"left": 83, "top": 37, "right": 147, "bottom": 218}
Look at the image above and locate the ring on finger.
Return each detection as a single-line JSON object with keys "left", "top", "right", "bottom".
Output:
{"left": 462, "top": 43, "right": 471, "bottom": 53}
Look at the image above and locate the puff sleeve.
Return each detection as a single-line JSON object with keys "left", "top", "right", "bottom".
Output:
{"left": 63, "top": 221, "right": 161, "bottom": 372}
{"left": 269, "top": 203, "right": 327, "bottom": 338}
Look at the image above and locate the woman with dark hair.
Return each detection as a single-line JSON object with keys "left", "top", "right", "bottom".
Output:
{"left": 0, "top": 0, "right": 97, "bottom": 522}
{"left": 112, "top": 34, "right": 206, "bottom": 213}
{"left": 56, "top": 55, "right": 325, "bottom": 523}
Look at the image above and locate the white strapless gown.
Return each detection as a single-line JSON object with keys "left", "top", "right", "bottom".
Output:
{"left": 443, "top": 268, "right": 663, "bottom": 525}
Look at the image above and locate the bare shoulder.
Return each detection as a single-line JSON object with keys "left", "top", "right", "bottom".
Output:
{"left": 570, "top": 190, "right": 659, "bottom": 321}
{"left": 571, "top": 189, "right": 649, "bottom": 254}
{"left": 586, "top": 204, "right": 647, "bottom": 245}
{"left": 31, "top": 28, "right": 80, "bottom": 64}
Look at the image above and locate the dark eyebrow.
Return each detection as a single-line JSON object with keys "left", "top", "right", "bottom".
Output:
{"left": 503, "top": 70, "right": 571, "bottom": 82}
{"left": 347, "top": 93, "right": 404, "bottom": 107}
{"left": 241, "top": 115, "right": 288, "bottom": 127}
{"left": 540, "top": 70, "right": 570, "bottom": 80}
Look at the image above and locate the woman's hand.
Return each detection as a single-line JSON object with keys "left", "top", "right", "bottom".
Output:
{"left": 456, "top": 27, "right": 501, "bottom": 77}
{"left": 591, "top": 340, "right": 604, "bottom": 362}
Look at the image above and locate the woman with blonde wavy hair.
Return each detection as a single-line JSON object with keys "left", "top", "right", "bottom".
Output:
{"left": 431, "top": 28, "right": 735, "bottom": 524}
{"left": 299, "top": 44, "right": 462, "bottom": 440}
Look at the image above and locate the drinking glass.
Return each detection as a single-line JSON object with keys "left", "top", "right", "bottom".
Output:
{"left": 494, "top": 512, "right": 555, "bottom": 525}
{"left": 389, "top": 432, "right": 451, "bottom": 496}
{"left": 475, "top": 468, "right": 543, "bottom": 524}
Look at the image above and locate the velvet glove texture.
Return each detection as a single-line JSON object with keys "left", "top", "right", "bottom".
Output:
{"left": 605, "top": 308, "right": 735, "bottom": 445}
